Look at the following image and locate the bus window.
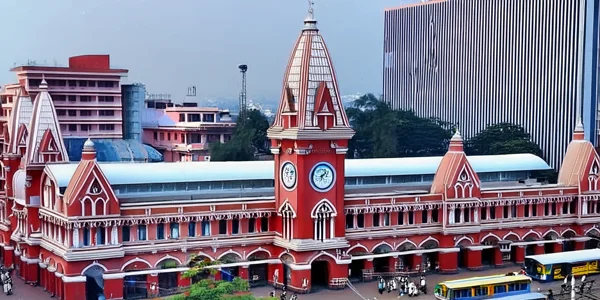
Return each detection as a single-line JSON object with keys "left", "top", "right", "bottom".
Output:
{"left": 456, "top": 289, "right": 470, "bottom": 298}
{"left": 520, "top": 283, "right": 528, "bottom": 290}
{"left": 494, "top": 285, "right": 507, "bottom": 293}
{"left": 475, "top": 286, "right": 487, "bottom": 296}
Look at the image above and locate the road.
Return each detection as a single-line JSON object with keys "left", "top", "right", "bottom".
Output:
{"left": 8, "top": 276, "right": 49, "bottom": 300}
{"left": 252, "top": 267, "right": 599, "bottom": 299}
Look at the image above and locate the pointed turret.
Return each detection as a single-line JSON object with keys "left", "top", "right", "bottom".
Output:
{"left": 558, "top": 118, "right": 599, "bottom": 188}
{"left": 267, "top": 3, "right": 354, "bottom": 140}
{"left": 430, "top": 128, "right": 481, "bottom": 198}
{"left": 8, "top": 86, "right": 33, "bottom": 155}
{"left": 24, "top": 78, "right": 69, "bottom": 165}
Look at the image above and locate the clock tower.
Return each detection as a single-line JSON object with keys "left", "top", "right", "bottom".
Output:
{"left": 267, "top": 6, "right": 354, "bottom": 252}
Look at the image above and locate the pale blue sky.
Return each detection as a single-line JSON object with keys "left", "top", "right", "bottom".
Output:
{"left": 0, "top": 0, "right": 415, "bottom": 102}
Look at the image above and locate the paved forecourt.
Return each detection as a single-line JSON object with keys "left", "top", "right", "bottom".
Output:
{"left": 252, "top": 267, "right": 598, "bottom": 299}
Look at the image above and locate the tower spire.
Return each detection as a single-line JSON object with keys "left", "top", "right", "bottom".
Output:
{"left": 304, "top": 0, "right": 318, "bottom": 31}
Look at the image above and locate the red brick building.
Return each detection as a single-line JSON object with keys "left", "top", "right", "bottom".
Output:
{"left": 1, "top": 10, "right": 600, "bottom": 300}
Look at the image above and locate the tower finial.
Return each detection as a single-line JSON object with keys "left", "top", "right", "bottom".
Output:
{"left": 308, "top": 0, "right": 314, "bottom": 16}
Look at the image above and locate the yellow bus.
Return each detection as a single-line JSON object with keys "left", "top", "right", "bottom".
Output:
{"left": 524, "top": 248, "right": 600, "bottom": 282}
{"left": 434, "top": 274, "right": 532, "bottom": 299}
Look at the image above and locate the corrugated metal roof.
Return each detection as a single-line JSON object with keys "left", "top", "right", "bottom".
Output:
{"left": 45, "top": 153, "right": 550, "bottom": 188}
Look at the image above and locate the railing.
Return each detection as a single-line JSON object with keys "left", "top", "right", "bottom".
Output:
{"left": 329, "top": 277, "right": 347, "bottom": 290}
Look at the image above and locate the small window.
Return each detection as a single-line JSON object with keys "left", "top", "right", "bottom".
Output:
{"left": 373, "top": 213, "right": 380, "bottom": 227}
{"left": 383, "top": 213, "right": 390, "bottom": 226}
{"left": 248, "top": 218, "right": 256, "bottom": 233}
{"left": 153, "top": 132, "right": 158, "bottom": 140}
{"left": 431, "top": 209, "right": 438, "bottom": 222}
{"left": 494, "top": 285, "right": 506, "bottom": 293}
{"left": 490, "top": 206, "right": 496, "bottom": 219}
{"left": 68, "top": 110, "right": 77, "bottom": 116}
{"left": 201, "top": 220, "right": 210, "bottom": 236}
{"left": 157, "top": 223, "right": 165, "bottom": 239}
{"left": 356, "top": 214, "right": 365, "bottom": 228}
{"left": 421, "top": 210, "right": 428, "bottom": 223}
{"left": 232, "top": 219, "right": 239, "bottom": 235}
{"left": 122, "top": 226, "right": 130, "bottom": 242}
{"left": 83, "top": 227, "right": 90, "bottom": 246}
{"left": 138, "top": 225, "right": 147, "bottom": 241}
{"left": 188, "top": 222, "right": 196, "bottom": 237}
{"left": 96, "top": 226, "right": 105, "bottom": 245}
{"left": 170, "top": 222, "right": 179, "bottom": 239}
{"left": 179, "top": 113, "right": 185, "bottom": 122}
{"left": 345, "top": 214, "right": 354, "bottom": 229}
{"left": 80, "top": 124, "right": 90, "bottom": 131}
{"left": 218, "top": 220, "right": 227, "bottom": 235}
{"left": 68, "top": 124, "right": 77, "bottom": 132}
{"left": 408, "top": 211, "right": 414, "bottom": 224}
{"left": 260, "top": 217, "right": 269, "bottom": 232}
{"left": 398, "top": 212, "right": 404, "bottom": 225}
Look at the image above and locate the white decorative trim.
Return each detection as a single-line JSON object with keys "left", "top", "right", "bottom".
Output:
{"left": 418, "top": 236, "right": 440, "bottom": 248}
{"left": 585, "top": 227, "right": 600, "bottom": 236}
{"left": 217, "top": 249, "right": 243, "bottom": 260}
{"left": 194, "top": 251, "right": 216, "bottom": 261}
{"left": 480, "top": 233, "right": 502, "bottom": 243}
{"left": 542, "top": 228, "right": 560, "bottom": 238}
{"left": 246, "top": 247, "right": 272, "bottom": 259}
{"left": 454, "top": 236, "right": 474, "bottom": 246}
{"left": 120, "top": 257, "right": 152, "bottom": 271}
{"left": 370, "top": 241, "right": 394, "bottom": 252}
{"left": 347, "top": 243, "right": 369, "bottom": 253}
{"left": 81, "top": 261, "right": 109, "bottom": 275}
{"left": 560, "top": 228, "right": 578, "bottom": 237}
{"left": 277, "top": 199, "right": 297, "bottom": 218}
{"left": 154, "top": 255, "right": 182, "bottom": 268}
{"left": 396, "top": 239, "right": 418, "bottom": 250}
{"left": 522, "top": 229, "right": 542, "bottom": 240}
{"left": 502, "top": 231, "right": 521, "bottom": 241}
{"left": 310, "top": 198, "right": 338, "bottom": 217}
{"left": 308, "top": 251, "right": 351, "bottom": 265}
{"left": 278, "top": 251, "right": 297, "bottom": 263}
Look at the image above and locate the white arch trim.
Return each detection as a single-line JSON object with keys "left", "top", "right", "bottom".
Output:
{"left": 454, "top": 236, "right": 475, "bottom": 247}
{"left": 246, "top": 247, "right": 272, "bottom": 259}
{"left": 120, "top": 257, "right": 153, "bottom": 271}
{"left": 561, "top": 229, "right": 578, "bottom": 237}
{"left": 195, "top": 251, "right": 216, "bottom": 261}
{"left": 542, "top": 229, "right": 560, "bottom": 238}
{"left": 370, "top": 241, "right": 394, "bottom": 252}
{"left": 310, "top": 198, "right": 338, "bottom": 218}
{"left": 154, "top": 255, "right": 183, "bottom": 268}
{"left": 522, "top": 229, "right": 542, "bottom": 240}
{"left": 217, "top": 249, "right": 243, "bottom": 260}
{"left": 277, "top": 199, "right": 297, "bottom": 218}
{"left": 308, "top": 251, "right": 338, "bottom": 265}
{"left": 347, "top": 243, "right": 369, "bottom": 253}
{"left": 81, "top": 262, "right": 108, "bottom": 275}
{"left": 396, "top": 239, "right": 418, "bottom": 250}
{"left": 278, "top": 251, "right": 297, "bottom": 263}
{"left": 419, "top": 236, "right": 440, "bottom": 248}
{"left": 503, "top": 232, "right": 521, "bottom": 241}
{"left": 585, "top": 227, "right": 600, "bottom": 236}
{"left": 480, "top": 233, "right": 502, "bottom": 243}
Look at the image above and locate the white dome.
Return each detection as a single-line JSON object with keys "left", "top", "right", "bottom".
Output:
{"left": 83, "top": 138, "right": 95, "bottom": 149}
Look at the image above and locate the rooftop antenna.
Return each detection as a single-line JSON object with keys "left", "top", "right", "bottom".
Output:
{"left": 238, "top": 64, "right": 248, "bottom": 119}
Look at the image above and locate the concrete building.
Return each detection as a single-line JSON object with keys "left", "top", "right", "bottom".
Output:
{"left": 382, "top": 0, "right": 600, "bottom": 169}
{"left": 2, "top": 7, "right": 600, "bottom": 300}
{"left": 121, "top": 83, "right": 146, "bottom": 142}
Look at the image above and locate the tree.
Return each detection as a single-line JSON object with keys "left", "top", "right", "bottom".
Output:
{"left": 347, "top": 94, "right": 453, "bottom": 158}
{"left": 210, "top": 109, "right": 270, "bottom": 161}
{"left": 464, "top": 123, "right": 544, "bottom": 158}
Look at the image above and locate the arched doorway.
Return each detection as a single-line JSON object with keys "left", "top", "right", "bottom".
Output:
{"left": 522, "top": 233, "right": 539, "bottom": 256}
{"left": 544, "top": 231, "right": 559, "bottom": 254}
{"left": 348, "top": 252, "right": 367, "bottom": 282}
{"left": 456, "top": 238, "right": 473, "bottom": 269}
{"left": 397, "top": 242, "right": 417, "bottom": 271}
{"left": 562, "top": 230, "right": 577, "bottom": 251}
{"left": 481, "top": 236, "right": 499, "bottom": 266}
{"left": 123, "top": 260, "right": 151, "bottom": 300}
{"left": 84, "top": 265, "right": 105, "bottom": 300}
{"left": 310, "top": 255, "right": 331, "bottom": 291}
{"left": 247, "top": 251, "right": 270, "bottom": 287}
{"left": 421, "top": 239, "right": 439, "bottom": 271}
{"left": 372, "top": 244, "right": 393, "bottom": 272}
{"left": 157, "top": 259, "right": 180, "bottom": 296}
{"left": 220, "top": 253, "right": 241, "bottom": 281}
{"left": 280, "top": 254, "right": 294, "bottom": 288}
{"left": 585, "top": 229, "right": 600, "bottom": 249}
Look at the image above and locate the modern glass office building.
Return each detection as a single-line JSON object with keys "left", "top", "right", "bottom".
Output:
{"left": 383, "top": 0, "right": 600, "bottom": 169}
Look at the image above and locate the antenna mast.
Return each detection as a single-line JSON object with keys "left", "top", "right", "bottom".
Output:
{"left": 238, "top": 64, "right": 248, "bottom": 119}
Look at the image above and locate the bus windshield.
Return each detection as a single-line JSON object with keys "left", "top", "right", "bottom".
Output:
{"left": 434, "top": 284, "right": 447, "bottom": 298}
{"left": 524, "top": 258, "right": 542, "bottom": 276}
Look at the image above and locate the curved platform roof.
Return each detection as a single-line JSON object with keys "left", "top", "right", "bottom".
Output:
{"left": 64, "top": 138, "right": 163, "bottom": 163}
{"left": 45, "top": 153, "right": 550, "bottom": 188}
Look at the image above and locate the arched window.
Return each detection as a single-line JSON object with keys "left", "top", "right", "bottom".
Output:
{"left": 278, "top": 201, "right": 296, "bottom": 241}
{"left": 43, "top": 178, "right": 53, "bottom": 209}
{"left": 311, "top": 200, "right": 337, "bottom": 241}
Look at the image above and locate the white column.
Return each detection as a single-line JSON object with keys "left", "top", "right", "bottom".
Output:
{"left": 329, "top": 216, "right": 334, "bottom": 238}
{"left": 353, "top": 214, "right": 357, "bottom": 229}
{"left": 314, "top": 219, "right": 318, "bottom": 240}
{"left": 290, "top": 217, "right": 294, "bottom": 240}
{"left": 460, "top": 208, "right": 465, "bottom": 223}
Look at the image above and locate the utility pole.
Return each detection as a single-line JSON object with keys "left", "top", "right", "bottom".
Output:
{"left": 238, "top": 64, "right": 248, "bottom": 120}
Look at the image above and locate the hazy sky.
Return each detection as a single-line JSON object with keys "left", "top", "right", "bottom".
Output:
{"left": 0, "top": 0, "right": 416, "bottom": 103}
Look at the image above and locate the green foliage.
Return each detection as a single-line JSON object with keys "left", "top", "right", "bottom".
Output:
{"left": 210, "top": 109, "right": 270, "bottom": 161}
{"left": 347, "top": 94, "right": 452, "bottom": 158}
{"left": 464, "top": 123, "right": 544, "bottom": 157}
{"left": 183, "top": 257, "right": 220, "bottom": 279}
{"left": 231, "top": 277, "right": 250, "bottom": 292}
{"left": 167, "top": 295, "right": 186, "bottom": 300}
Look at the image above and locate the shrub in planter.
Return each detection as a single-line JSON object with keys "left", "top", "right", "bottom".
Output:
{"left": 231, "top": 277, "right": 250, "bottom": 292}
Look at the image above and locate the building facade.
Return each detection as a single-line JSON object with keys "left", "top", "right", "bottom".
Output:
{"left": 0, "top": 55, "right": 129, "bottom": 139}
{"left": 142, "top": 98, "right": 235, "bottom": 162}
{"left": 2, "top": 9, "right": 600, "bottom": 300}
{"left": 382, "top": 0, "right": 600, "bottom": 169}
{"left": 121, "top": 83, "right": 146, "bottom": 142}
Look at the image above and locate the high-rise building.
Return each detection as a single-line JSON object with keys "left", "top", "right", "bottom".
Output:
{"left": 1, "top": 55, "right": 128, "bottom": 139}
{"left": 382, "top": 0, "right": 600, "bottom": 169}
{"left": 121, "top": 83, "right": 146, "bottom": 142}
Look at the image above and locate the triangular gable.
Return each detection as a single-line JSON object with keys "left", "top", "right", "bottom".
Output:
{"left": 282, "top": 86, "right": 296, "bottom": 113}
{"left": 17, "top": 124, "right": 28, "bottom": 146}
{"left": 588, "top": 155, "right": 600, "bottom": 176}
{"left": 64, "top": 161, "right": 118, "bottom": 205}
{"left": 455, "top": 163, "right": 481, "bottom": 188}
{"left": 314, "top": 81, "right": 335, "bottom": 115}
{"left": 40, "top": 129, "right": 60, "bottom": 153}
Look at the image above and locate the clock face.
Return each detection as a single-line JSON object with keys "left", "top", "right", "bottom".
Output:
{"left": 310, "top": 163, "right": 335, "bottom": 192}
{"left": 281, "top": 162, "right": 297, "bottom": 189}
